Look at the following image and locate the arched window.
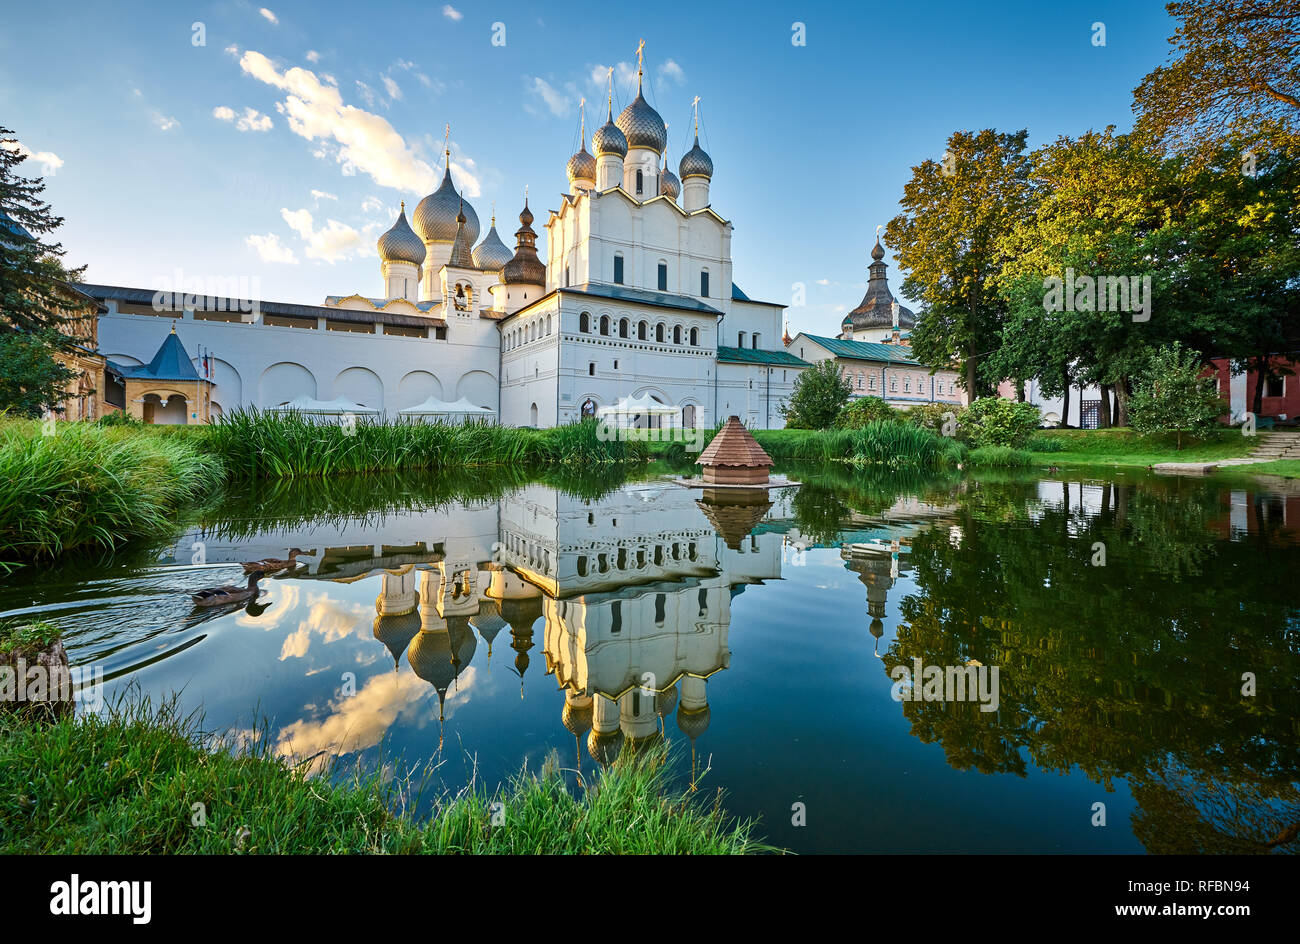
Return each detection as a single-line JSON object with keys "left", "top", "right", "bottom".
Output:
{"left": 752, "top": 333, "right": 761, "bottom": 349}
{"left": 579, "top": 311, "right": 590, "bottom": 332}
{"left": 545, "top": 314, "right": 552, "bottom": 335}
{"left": 638, "top": 320, "right": 647, "bottom": 340}
{"left": 636, "top": 169, "right": 644, "bottom": 194}
{"left": 673, "top": 324, "right": 682, "bottom": 344}
{"left": 655, "top": 323, "right": 665, "bottom": 343}
{"left": 689, "top": 326, "right": 698, "bottom": 346}
{"left": 700, "top": 269, "right": 710, "bottom": 297}
{"left": 737, "top": 330, "right": 746, "bottom": 348}
{"left": 619, "top": 318, "right": 629, "bottom": 339}
{"left": 657, "top": 262, "right": 668, "bottom": 290}
{"left": 599, "top": 314, "right": 609, "bottom": 335}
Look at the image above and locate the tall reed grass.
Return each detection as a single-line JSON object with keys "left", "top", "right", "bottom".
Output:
{"left": 0, "top": 420, "right": 222, "bottom": 566}
{"left": 754, "top": 422, "right": 963, "bottom": 471}
{"left": 207, "top": 409, "right": 647, "bottom": 479}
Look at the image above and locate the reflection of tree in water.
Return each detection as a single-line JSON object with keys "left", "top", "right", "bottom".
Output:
{"left": 788, "top": 465, "right": 961, "bottom": 545}
{"left": 1130, "top": 762, "right": 1300, "bottom": 854}
{"left": 883, "top": 477, "right": 1300, "bottom": 851}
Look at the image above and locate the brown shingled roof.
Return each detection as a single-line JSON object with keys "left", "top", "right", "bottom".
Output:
{"left": 696, "top": 416, "right": 773, "bottom": 469}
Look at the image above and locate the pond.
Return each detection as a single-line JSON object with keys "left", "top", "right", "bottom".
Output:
{"left": 4, "top": 466, "right": 1298, "bottom": 854}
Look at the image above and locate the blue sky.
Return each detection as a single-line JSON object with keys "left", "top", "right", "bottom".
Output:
{"left": 1, "top": 0, "right": 1176, "bottom": 337}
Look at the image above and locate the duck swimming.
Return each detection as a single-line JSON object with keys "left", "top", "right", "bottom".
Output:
{"left": 241, "top": 548, "right": 311, "bottom": 575}
{"left": 192, "top": 571, "right": 264, "bottom": 607}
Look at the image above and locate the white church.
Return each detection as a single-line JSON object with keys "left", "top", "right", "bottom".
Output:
{"left": 86, "top": 49, "right": 809, "bottom": 430}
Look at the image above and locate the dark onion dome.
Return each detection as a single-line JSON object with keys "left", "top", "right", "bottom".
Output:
{"left": 658, "top": 164, "right": 680, "bottom": 200}
{"left": 501, "top": 197, "right": 547, "bottom": 286}
{"left": 377, "top": 202, "right": 426, "bottom": 266}
{"left": 413, "top": 154, "right": 480, "bottom": 244}
{"left": 678, "top": 132, "right": 714, "bottom": 180}
{"left": 615, "top": 73, "right": 667, "bottom": 152}
{"left": 566, "top": 145, "right": 597, "bottom": 183}
{"left": 471, "top": 215, "right": 513, "bottom": 271}
{"left": 593, "top": 100, "right": 628, "bottom": 158}
{"left": 587, "top": 727, "right": 624, "bottom": 767}
{"left": 655, "top": 685, "right": 679, "bottom": 718}
{"left": 447, "top": 201, "right": 475, "bottom": 269}
{"left": 844, "top": 237, "right": 916, "bottom": 330}
{"left": 676, "top": 703, "right": 711, "bottom": 741}
{"left": 562, "top": 695, "right": 594, "bottom": 737}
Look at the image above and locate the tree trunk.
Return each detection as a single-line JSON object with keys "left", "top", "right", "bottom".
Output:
{"left": 1252, "top": 355, "right": 1268, "bottom": 418}
{"left": 965, "top": 355, "right": 978, "bottom": 403}
{"left": 1114, "top": 377, "right": 1131, "bottom": 428}
{"left": 1061, "top": 364, "right": 1072, "bottom": 427}
{"left": 1098, "top": 385, "right": 1112, "bottom": 428}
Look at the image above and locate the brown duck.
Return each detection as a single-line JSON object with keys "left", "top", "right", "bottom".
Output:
{"left": 241, "top": 547, "right": 311, "bottom": 575}
{"left": 192, "top": 571, "right": 264, "bottom": 607}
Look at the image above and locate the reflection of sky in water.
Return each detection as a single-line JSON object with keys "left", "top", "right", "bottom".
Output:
{"left": 6, "top": 474, "right": 1297, "bottom": 854}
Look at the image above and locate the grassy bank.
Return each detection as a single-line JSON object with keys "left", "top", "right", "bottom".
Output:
{"left": 0, "top": 696, "right": 768, "bottom": 854}
{"left": 749, "top": 424, "right": 963, "bottom": 471}
{"left": 0, "top": 420, "right": 223, "bottom": 568}
{"left": 1025, "top": 428, "right": 1260, "bottom": 468}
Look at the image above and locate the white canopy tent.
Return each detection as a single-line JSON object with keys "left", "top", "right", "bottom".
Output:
{"left": 266, "top": 395, "right": 380, "bottom": 419}
{"left": 398, "top": 395, "right": 495, "bottom": 422}
{"left": 597, "top": 393, "right": 680, "bottom": 429}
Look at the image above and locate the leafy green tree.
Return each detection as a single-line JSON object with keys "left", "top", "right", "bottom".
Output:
{"left": 1133, "top": 0, "right": 1300, "bottom": 160}
{"left": 885, "top": 129, "right": 1034, "bottom": 399}
{"left": 0, "top": 125, "right": 87, "bottom": 417}
{"left": 1126, "top": 343, "right": 1227, "bottom": 448}
{"left": 782, "top": 359, "right": 851, "bottom": 429}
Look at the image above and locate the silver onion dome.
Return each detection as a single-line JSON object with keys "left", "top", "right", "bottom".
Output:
{"left": 413, "top": 158, "right": 480, "bottom": 244}
{"left": 566, "top": 146, "right": 597, "bottom": 183}
{"left": 616, "top": 80, "right": 667, "bottom": 152}
{"left": 593, "top": 107, "right": 627, "bottom": 158}
{"left": 471, "top": 217, "right": 513, "bottom": 271}
{"left": 659, "top": 165, "right": 680, "bottom": 201}
{"left": 377, "top": 203, "right": 426, "bottom": 266}
{"left": 679, "top": 135, "right": 714, "bottom": 180}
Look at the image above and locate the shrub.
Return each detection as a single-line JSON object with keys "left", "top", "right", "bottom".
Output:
{"left": 902, "top": 402, "right": 955, "bottom": 433}
{"left": 834, "top": 396, "right": 898, "bottom": 428}
{"left": 781, "top": 360, "right": 852, "bottom": 430}
{"left": 959, "top": 398, "right": 1041, "bottom": 449}
{"left": 1126, "top": 343, "right": 1227, "bottom": 450}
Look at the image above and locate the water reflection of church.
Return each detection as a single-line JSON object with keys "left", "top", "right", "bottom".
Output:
{"left": 335, "top": 481, "right": 787, "bottom": 768}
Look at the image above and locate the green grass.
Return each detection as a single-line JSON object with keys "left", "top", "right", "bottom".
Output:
{"left": 0, "top": 695, "right": 770, "bottom": 854}
{"left": 751, "top": 424, "right": 963, "bottom": 471}
{"left": 1028, "top": 428, "right": 1259, "bottom": 467}
{"left": 0, "top": 419, "right": 223, "bottom": 566}
{"left": 1214, "top": 459, "right": 1300, "bottom": 480}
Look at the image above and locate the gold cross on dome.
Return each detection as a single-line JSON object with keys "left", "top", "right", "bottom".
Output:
{"left": 636, "top": 39, "right": 645, "bottom": 74}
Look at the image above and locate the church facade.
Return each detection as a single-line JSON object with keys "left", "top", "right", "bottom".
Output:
{"left": 85, "top": 50, "right": 808, "bottom": 429}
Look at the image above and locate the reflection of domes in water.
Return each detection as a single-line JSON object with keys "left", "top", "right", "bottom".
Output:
{"left": 655, "top": 686, "right": 679, "bottom": 718}
{"left": 562, "top": 695, "right": 594, "bottom": 737}
{"left": 869, "top": 617, "right": 884, "bottom": 639}
{"left": 677, "top": 704, "right": 711, "bottom": 741}
{"left": 499, "top": 594, "right": 543, "bottom": 635}
{"left": 408, "top": 629, "right": 455, "bottom": 702}
{"left": 622, "top": 730, "right": 664, "bottom": 759}
{"left": 373, "top": 609, "right": 422, "bottom": 668}
{"left": 469, "top": 599, "right": 508, "bottom": 658}
{"left": 697, "top": 491, "right": 773, "bottom": 549}
{"left": 588, "top": 727, "right": 624, "bottom": 767}
{"left": 446, "top": 615, "right": 478, "bottom": 677}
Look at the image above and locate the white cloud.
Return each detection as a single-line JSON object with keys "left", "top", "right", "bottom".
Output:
{"left": 280, "top": 207, "right": 364, "bottom": 263}
{"left": 360, "top": 195, "right": 385, "bottom": 214}
{"left": 305, "top": 49, "right": 320, "bottom": 63}
{"left": 442, "top": 4, "right": 462, "bottom": 20}
{"left": 528, "top": 76, "right": 570, "bottom": 117}
{"left": 213, "top": 105, "right": 272, "bottom": 131}
{"left": 815, "top": 278, "right": 830, "bottom": 286}
{"left": 237, "top": 50, "right": 443, "bottom": 194}
{"left": 658, "top": 59, "right": 685, "bottom": 84}
{"left": 224, "top": 44, "right": 240, "bottom": 57}
{"left": 2, "top": 140, "right": 64, "bottom": 175}
{"left": 381, "top": 75, "right": 402, "bottom": 101}
{"left": 310, "top": 189, "right": 338, "bottom": 202}
{"left": 259, "top": 7, "right": 278, "bottom": 25}
{"left": 590, "top": 61, "right": 637, "bottom": 95}
{"left": 246, "top": 232, "right": 298, "bottom": 264}
{"left": 152, "top": 112, "right": 179, "bottom": 131}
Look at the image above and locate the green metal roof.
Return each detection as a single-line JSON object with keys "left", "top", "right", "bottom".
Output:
{"left": 799, "top": 333, "right": 922, "bottom": 365}
{"left": 716, "top": 346, "right": 811, "bottom": 367}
